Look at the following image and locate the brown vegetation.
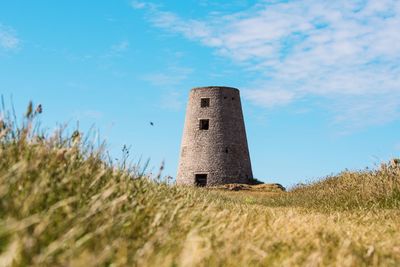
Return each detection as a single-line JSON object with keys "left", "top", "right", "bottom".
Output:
{"left": 0, "top": 103, "right": 399, "bottom": 266}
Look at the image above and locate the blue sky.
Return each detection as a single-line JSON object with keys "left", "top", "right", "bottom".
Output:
{"left": 1, "top": 0, "right": 399, "bottom": 187}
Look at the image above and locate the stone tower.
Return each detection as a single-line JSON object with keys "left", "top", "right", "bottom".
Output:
{"left": 177, "top": 86, "right": 253, "bottom": 186}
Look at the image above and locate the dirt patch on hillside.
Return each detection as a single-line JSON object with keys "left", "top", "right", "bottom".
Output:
{"left": 210, "top": 183, "right": 286, "bottom": 192}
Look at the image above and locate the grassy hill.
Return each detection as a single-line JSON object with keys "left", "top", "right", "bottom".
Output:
{"left": 1, "top": 104, "right": 399, "bottom": 266}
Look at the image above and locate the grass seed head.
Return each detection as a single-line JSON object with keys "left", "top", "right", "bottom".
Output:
{"left": 25, "top": 101, "right": 33, "bottom": 118}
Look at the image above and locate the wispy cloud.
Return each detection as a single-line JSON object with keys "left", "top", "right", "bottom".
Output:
{"left": 131, "top": 0, "right": 148, "bottom": 10}
{"left": 101, "top": 40, "right": 130, "bottom": 59}
{"left": 0, "top": 23, "right": 20, "bottom": 50}
{"left": 243, "top": 88, "right": 295, "bottom": 108}
{"left": 111, "top": 40, "right": 129, "bottom": 53}
{"left": 142, "top": 66, "right": 193, "bottom": 86}
{"left": 160, "top": 91, "right": 184, "bottom": 111}
{"left": 132, "top": 0, "right": 400, "bottom": 129}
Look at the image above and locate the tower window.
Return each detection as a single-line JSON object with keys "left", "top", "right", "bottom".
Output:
{"left": 225, "top": 148, "right": 229, "bottom": 153}
{"left": 199, "top": 119, "right": 209, "bottom": 130}
{"left": 201, "top": 98, "right": 210, "bottom": 107}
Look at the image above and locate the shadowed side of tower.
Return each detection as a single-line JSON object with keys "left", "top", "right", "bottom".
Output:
{"left": 177, "top": 86, "right": 253, "bottom": 186}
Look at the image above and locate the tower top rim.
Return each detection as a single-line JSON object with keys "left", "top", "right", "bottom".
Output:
{"left": 191, "top": 86, "right": 239, "bottom": 92}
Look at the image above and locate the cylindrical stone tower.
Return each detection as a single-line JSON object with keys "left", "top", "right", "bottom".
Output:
{"left": 177, "top": 86, "right": 253, "bottom": 186}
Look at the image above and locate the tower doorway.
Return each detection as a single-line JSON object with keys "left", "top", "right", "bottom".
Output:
{"left": 195, "top": 174, "right": 207, "bottom": 187}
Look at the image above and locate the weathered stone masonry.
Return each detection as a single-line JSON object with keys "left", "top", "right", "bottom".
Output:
{"left": 177, "top": 86, "right": 253, "bottom": 186}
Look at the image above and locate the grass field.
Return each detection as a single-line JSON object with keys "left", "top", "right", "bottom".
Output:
{"left": 1, "top": 104, "right": 400, "bottom": 266}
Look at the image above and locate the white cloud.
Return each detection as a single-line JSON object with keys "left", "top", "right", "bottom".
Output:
{"left": 243, "top": 88, "right": 295, "bottom": 108}
{"left": 133, "top": 0, "right": 400, "bottom": 129}
{"left": 331, "top": 93, "right": 400, "bottom": 131}
{"left": 131, "top": 0, "right": 148, "bottom": 10}
{"left": 0, "top": 23, "right": 20, "bottom": 50}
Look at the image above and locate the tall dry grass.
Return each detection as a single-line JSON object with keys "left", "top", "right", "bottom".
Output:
{"left": 0, "top": 103, "right": 399, "bottom": 266}
{"left": 215, "top": 165, "right": 400, "bottom": 212}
